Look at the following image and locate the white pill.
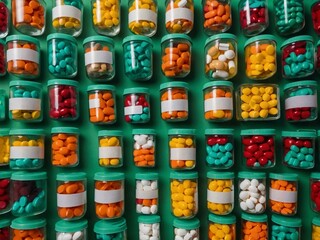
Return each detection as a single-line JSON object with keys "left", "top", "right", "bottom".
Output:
{"left": 184, "top": 233, "right": 192, "bottom": 240}
{"left": 134, "top": 135, "right": 140, "bottom": 141}
{"left": 151, "top": 181, "right": 158, "bottom": 190}
{"left": 61, "top": 233, "right": 73, "bottom": 240}
{"left": 240, "top": 201, "right": 248, "bottom": 211}
{"left": 177, "top": 229, "right": 187, "bottom": 236}
{"left": 260, "top": 190, "right": 266, "bottom": 196}
{"left": 141, "top": 206, "right": 151, "bottom": 214}
{"left": 137, "top": 136, "right": 147, "bottom": 145}
{"left": 218, "top": 43, "right": 229, "bottom": 51}
{"left": 178, "top": 0, "right": 187, "bottom": 7}
{"left": 224, "top": 50, "right": 235, "bottom": 59}
{"left": 150, "top": 205, "right": 158, "bottom": 214}
{"left": 240, "top": 179, "right": 251, "bottom": 190}
{"left": 134, "top": 142, "right": 141, "bottom": 150}
{"left": 206, "top": 54, "right": 212, "bottom": 64}
{"left": 152, "top": 223, "right": 159, "bottom": 231}
{"left": 248, "top": 185, "right": 258, "bottom": 193}
{"left": 141, "top": 180, "right": 151, "bottom": 186}
{"left": 212, "top": 70, "right": 229, "bottom": 78}
{"left": 72, "top": 231, "right": 83, "bottom": 240}
{"left": 190, "top": 230, "right": 197, "bottom": 236}
{"left": 228, "top": 60, "right": 235, "bottom": 70}
{"left": 255, "top": 203, "right": 264, "bottom": 212}
{"left": 175, "top": 236, "right": 184, "bottom": 240}
{"left": 141, "top": 225, "right": 151, "bottom": 234}
{"left": 147, "top": 139, "right": 154, "bottom": 146}
{"left": 137, "top": 182, "right": 143, "bottom": 190}
{"left": 143, "top": 185, "right": 152, "bottom": 191}
{"left": 258, "top": 183, "right": 266, "bottom": 191}
{"left": 218, "top": 55, "right": 227, "bottom": 62}
{"left": 250, "top": 196, "right": 258, "bottom": 203}
{"left": 239, "top": 191, "right": 249, "bottom": 200}
{"left": 194, "top": 238, "right": 199, "bottom": 240}
{"left": 250, "top": 192, "right": 260, "bottom": 199}
{"left": 150, "top": 237, "right": 159, "bottom": 240}
{"left": 250, "top": 179, "right": 259, "bottom": 187}
{"left": 259, "top": 195, "right": 266, "bottom": 204}
{"left": 139, "top": 235, "right": 149, "bottom": 240}
{"left": 136, "top": 204, "right": 142, "bottom": 213}
{"left": 246, "top": 199, "right": 255, "bottom": 209}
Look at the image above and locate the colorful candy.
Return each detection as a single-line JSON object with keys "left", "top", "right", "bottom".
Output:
{"left": 271, "top": 215, "right": 301, "bottom": 240}
{"left": 132, "top": 129, "right": 155, "bottom": 167}
{"left": 0, "top": 172, "right": 10, "bottom": 214}
{"left": 138, "top": 216, "right": 160, "bottom": 240}
{"left": 173, "top": 218, "right": 200, "bottom": 240}
{"left": 11, "top": 217, "right": 46, "bottom": 240}
{"left": 136, "top": 173, "right": 158, "bottom": 214}
{"left": 55, "top": 219, "right": 88, "bottom": 240}
{"left": 94, "top": 218, "right": 127, "bottom": 240}
{"left": 98, "top": 130, "right": 123, "bottom": 167}
{"left": 311, "top": 173, "right": 320, "bottom": 213}
{"left": 0, "top": 129, "right": 9, "bottom": 166}
{"left": 0, "top": 40, "right": 5, "bottom": 76}
{"left": 312, "top": 2, "right": 320, "bottom": 35}
{"left": 0, "top": 1, "right": 8, "bottom": 38}
{"left": 241, "top": 214, "right": 268, "bottom": 240}
{"left": 208, "top": 214, "right": 236, "bottom": 240}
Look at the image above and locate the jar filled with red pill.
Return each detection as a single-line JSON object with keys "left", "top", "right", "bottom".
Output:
{"left": 0, "top": 0, "right": 9, "bottom": 38}
{"left": 11, "top": 217, "right": 46, "bottom": 239}
{"left": 132, "top": 129, "right": 156, "bottom": 167}
{"left": 47, "top": 79, "right": 79, "bottom": 121}
{"left": 123, "top": 88, "right": 150, "bottom": 123}
{"left": 312, "top": 217, "right": 320, "bottom": 239}
{"left": 271, "top": 215, "right": 301, "bottom": 239}
{"left": 281, "top": 35, "right": 315, "bottom": 79}
{"left": 312, "top": 1, "right": 320, "bottom": 35}
{"left": 6, "top": 35, "right": 40, "bottom": 79}
{"left": 205, "top": 34, "right": 237, "bottom": 80}
{"left": 56, "top": 172, "right": 87, "bottom": 220}
{"left": 0, "top": 39, "right": 6, "bottom": 76}
{"left": 0, "top": 171, "right": 11, "bottom": 215}
{"left": 0, "top": 219, "right": 10, "bottom": 240}
{"left": 0, "top": 128, "right": 9, "bottom": 166}
{"left": 241, "top": 213, "right": 268, "bottom": 240}
{"left": 310, "top": 173, "right": 320, "bottom": 213}
{"left": 282, "top": 130, "right": 316, "bottom": 169}
{"left": 208, "top": 214, "right": 236, "bottom": 240}
{"left": 202, "top": 0, "right": 232, "bottom": 35}
{"left": 94, "top": 172, "right": 125, "bottom": 219}
{"left": 284, "top": 81, "right": 318, "bottom": 122}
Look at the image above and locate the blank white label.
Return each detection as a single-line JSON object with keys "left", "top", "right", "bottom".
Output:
{"left": 95, "top": 189, "right": 124, "bottom": 204}
{"left": 129, "top": 9, "right": 157, "bottom": 24}
{"left": 9, "top": 98, "right": 41, "bottom": 111}
{"left": 10, "top": 146, "right": 44, "bottom": 159}
{"left": 16, "top": 0, "right": 25, "bottom": 22}
{"left": 89, "top": 99, "right": 100, "bottom": 109}
{"left": 136, "top": 189, "right": 158, "bottom": 199}
{"left": 207, "top": 190, "right": 234, "bottom": 204}
{"left": 269, "top": 188, "right": 297, "bottom": 203}
{"left": 285, "top": 95, "right": 317, "bottom": 109}
{"left": 57, "top": 192, "right": 87, "bottom": 207}
{"left": 170, "top": 148, "right": 196, "bottom": 160}
{"left": 85, "top": 51, "right": 113, "bottom": 65}
{"left": 7, "top": 48, "right": 39, "bottom": 63}
{"left": 165, "top": 8, "right": 193, "bottom": 23}
{"left": 204, "top": 98, "right": 233, "bottom": 111}
{"left": 52, "top": 5, "right": 82, "bottom": 21}
{"left": 124, "top": 106, "right": 143, "bottom": 115}
{"left": 161, "top": 100, "right": 188, "bottom": 112}
{"left": 99, "top": 146, "right": 122, "bottom": 158}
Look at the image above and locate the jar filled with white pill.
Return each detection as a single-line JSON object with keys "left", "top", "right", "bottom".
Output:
{"left": 132, "top": 129, "right": 156, "bottom": 167}
{"left": 55, "top": 219, "right": 88, "bottom": 240}
{"left": 138, "top": 215, "right": 160, "bottom": 240}
{"left": 173, "top": 218, "right": 200, "bottom": 240}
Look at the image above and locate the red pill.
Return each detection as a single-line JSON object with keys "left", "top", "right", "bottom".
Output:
{"left": 0, "top": 226, "right": 9, "bottom": 240}
{"left": 0, "top": 2, "right": 8, "bottom": 37}
{"left": 0, "top": 42, "right": 5, "bottom": 76}
{"left": 312, "top": 2, "right": 320, "bottom": 34}
{"left": 0, "top": 177, "right": 10, "bottom": 214}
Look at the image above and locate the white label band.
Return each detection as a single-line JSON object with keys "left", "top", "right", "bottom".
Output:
{"left": 136, "top": 189, "right": 158, "bottom": 199}
{"left": 7, "top": 48, "right": 39, "bottom": 63}
{"left": 52, "top": 5, "right": 82, "bottom": 21}
{"left": 124, "top": 106, "right": 143, "bottom": 115}
{"left": 207, "top": 190, "right": 234, "bottom": 204}
{"left": 89, "top": 99, "right": 100, "bottom": 109}
{"left": 85, "top": 51, "right": 113, "bottom": 65}
{"left": 165, "top": 8, "right": 193, "bottom": 23}
{"left": 170, "top": 148, "right": 196, "bottom": 160}
{"left": 9, "top": 98, "right": 41, "bottom": 111}
{"left": 129, "top": 9, "right": 157, "bottom": 24}
{"left": 95, "top": 189, "right": 124, "bottom": 204}
{"left": 285, "top": 95, "right": 317, "bottom": 109}
{"left": 269, "top": 188, "right": 297, "bottom": 203}
{"left": 204, "top": 98, "right": 233, "bottom": 111}
{"left": 161, "top": 100, "right": 188, "bottom": 112}
{"left": 10, "top": 146, "right": 44, "bottom": 159}
{"left": 57, "top": 192, "right": 87, "bottom": 207}
{"left": 99, "top": 146, "right": 122, "bottom": 158}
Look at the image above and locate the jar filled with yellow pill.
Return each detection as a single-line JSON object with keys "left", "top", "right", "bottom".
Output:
{"left": 207, "top": 171, "right": 234, "bottom": 215}
{"left": 0, "top": 129, "right": 10, "bottom": 166}
{"left": 312, "top": 217, "right": 320, "bottom": 240}
{"left": 170, "top": 171, "right": 198, "bottom": 219}
{"left": 91, "top": 0, "right": 121, "bottom": 36}
{"left": 98, "top": 130, "right": 123, "bottom": 168}
{"left": 208, "top": 214, "right": 236, "bottom": 240}
{"left": 128, "top": 0, "right": 158, "bottom": 37}
{"left": 236, "top": 84, "right": 280, "bottom": 121}
{"left": 244, "top": 34, "right": 277, "bottom": 80}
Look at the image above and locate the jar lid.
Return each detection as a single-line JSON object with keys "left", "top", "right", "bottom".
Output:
{"left": 55, "top": 219, "right": 88, "bottom": 232}
{"left": 0, "top": 171, "right": 11, "bottom": 179}
{"left": 160, "top": 82, "right": 189, "bottom": 90}
{"left": 123, "top": 87, "right": 149, "bottom": 95}
{"left": 47, "top": 79, "right": 79, "bottom": 87}
{"left": 207, "top": 171, "right": 234, "bottom": 179}
{"left": 57, "top": 172, "right": 86, "bottom": 181}
{"left": 269, "top": 173, "right": 298, "bottom": 181}
{"left": 161, "top": 34, "right": 192, "bottom": 44}
{"left": 98, "top": 130, "right": 123, "bottom": 137}
{"left": 87, "top": 84, "right": 116, "bottom": 92}
{"left": 242, "top": 213, "right": 267, "bottom": 223}
{"left": 0, "top": 219, "right": 10, "bottom": 228}
{"left": 170, "top": 171, "right": 198, "bottom": 179}
{"left": 205, "top": 128, "right": 234, "bottom": 135}
{"left": 47, "top": 33, "right": 77, "bottom": 44}
{"left": 132, "top": 129, "right": 156, "bottom": 135}
{"left": 138, "top": 215, "right": 161, "bottom": 224}
{"left": 11, "top": 171, "right": 47, "bottom": 181}
{"left": 238, "top": 171, "right": 266, "bottom": 179}
{"left": 173, "top": 218, "right": 200, "bottom": 229}
{"left": 271, "top": 215, "right": 302, "bottom": 227}
{"left": 281, "top": 35, "right": 314, "bottom": 49}
{"left": 94, "top": 218, "right": 127, "bottom": 234}
{"left": 203, "top": 81, "right": 233, "bottom": 90}
{"left": 168, "top": 129, "right": 196, "bottom": 135}
{"left": 284, "top": 80, "right": 317, "bottom": 90}
{"left": 136, "top": 172, "right": 158, "bottom": 180}
{"left": 282, "top": 130, "right": 317, "bottom": 138}
{"left": 11, "top": 217, "right": 46, "bottom": 230}
{"left": 244, "top": 34, "right": 277, "bottom": 47}
{"left": 122, "top": 35, "right": 152, "bottom": 45}
{"left": 312, "top": 217, "right": 320, "bottom": 226}
{"left": 6, "top": 34, "right": 40, "bottom": 46}
{"left": 205, "top": 33, "right": 237, "bottom": 46}
{"left": 241, "top": 129, "right": 275, "bottom": 135}
{"left": 9, "top": 80, "right": 42, "bottom": 89}
{"left": 94, "top": 172, "right": 125, "bottom": 181}
{"left": 311, "top": 172, "right": 320, "bottom": 179}
{"left": 83, "top": 36, "right": 114, "bottom": 46}
{"left": 51, "top": 127, "right": 79, "bottom": 134}
{"left": 10, "top": 129, "right": 45, "bottom": 135}
{"left": 0, "top": 128, "right": 9, "bottom": 136}
{"left": 209, "top": 214, "right": 236, "bottom": 224}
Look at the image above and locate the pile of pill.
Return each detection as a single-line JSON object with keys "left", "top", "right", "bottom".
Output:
{"left": 0, "top": 43, "right": 5, "bottom": 75}
{"left": 57, "top": 231, "right": 84, "bottom": 240}
{"left": 203, "top": 0, "right": 231, "bottom": 33}
{"left": 139, "top": 223, "right": 160, "bottom": 239}
{"left": 133, "top": 134, "right": 155, "bottom": 167}
{"left": 0, "top": 177, "right": 10, "bottom": 213}
{"left": 169, "top": 136, "right": 195, "bottom": 169}
{"left": 174, "top": 227, "right": 199, "bottom": 240}
{"left": 99, "top": 136, "right": 122, "bottom": 167}
{"left": 208, "top": 223, "right": 234, "bottom": 240}
{"left": 52, "top": 133, "right": 78, "bottom": 167}
{"left": 313, "top": 223, "right": 320, "bottom": 239}
{"left": 271, "top": 224, "right": 299, "bottom": 239}
{"left": 96, "top": 232, "right": 124, "bottom": 240}
{"left": 0, "top": 226, "right": 9, "bottom": 239}
{"left": 206, "top": 135, "right": 233, "bottom": 168}
{"left": 311, "top": 181, "right": 320, "bottom": 212}
{"left": 89, "top": 91, "right": 115, "bottom": 124}
{"left": 0, "top": 2, "right": 8, "bottom": 37}
{"left": 312, "top": 2, "right": 320, "bottom": 35}
{"left": 242, "top": 220, "right": 268, "bottom": 239}
{"left": 12, "top": 228, "right": 45, "bottom": 239}
{"left": 124, "top": 93, "right": 150, "bottom": 123}
{"left": 161, "top": 87, "right": 188, "bottom": 121}
{"left": 136, "top": 179, "right": 158, "bottom": 214}
{"left": 0, "top": 136, "right": 9, "bottom": 165}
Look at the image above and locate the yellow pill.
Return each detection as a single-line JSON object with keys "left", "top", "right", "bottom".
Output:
{"left": 242, "top": 88, "right": 251, "bottom": 95}
{"left": 107, "top": 137, "right": 119, "bottom": 146}
{"left": 65, "top": 21, "right": 75, "bottom": 28}
{"left": 259, "top": 109, "right": 269, "bottom": 118}
{"left": 241, "top": 103, "right": 250, "bottom": 111}
{"left": 241, "top": 112, "right": 249, "bottom": 119}
{"left": 260, "top": 101, "right": 269, "bottom": 109}
{"left": 32, "top": 111, "right": 40, "bottom": 119}
{"left": 185, "top": 160, "right": 194, "bottom": 167}
{"left": 269, "top": 108, "right": 278, "bottom": 115}
{"left": 262, "top": 93, "right": 271, "bottom": 101}
{"left": 110, "top": 159, "right": 119, "bottom": 165}
{"left": 266, "top": 45, "right": 275, "bottom": 55}
{"left": 251, "top": 87, "right": 259, "bottom": 95}
{"left": 185, "top": 138, "right": 193, "bottom": 146}
{"left": 249, "top": 111, "right": 259, "bottom": 118}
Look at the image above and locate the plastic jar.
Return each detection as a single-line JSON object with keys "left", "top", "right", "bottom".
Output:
{"left": 271, "top": 215, "right": 301, "bottom": 239}
{"left": 123, "top": 88, "right": 150, "bottom": 123}
{"left": 132, "top": 129, "right": 156, "bottom": 167}
{"left": 9, "top": 80, "right": 42, "bottom": 122}
{"left": 0, "top": 219, "right": 10, "bottom": 240}
{"left": 0, "top": 1, "right": 9, "bottom": 38}
{"left": 170, "top": 171, "right": 198, "bottom": 219}
{"left": 203, "top": 0, "right": 232, "bottom": 34}
{"left": 281, "top": 35, "right": 315, "bottom": 79}
{"left": 51, "top": 127, "right": 79, "bottom": 167}
{"left": 207, "top": 171, "right": 234, "bottom": 215}
{"left": 269, "top": 173, "right": 298, "bottom": 216}
{"left": 11, "top": 0, "right": 46, "bottom": 36}
{"left": 138, "top": 215, "right": 160, "bottom": 240}
{"left": 122, "top": 36, "right": 153, "bottom": 81}
{"left": 47, "top": 33, "right": 78, "bottom": 78}
{"left": 173, "top": 218, "right": 200, "bottom": 240}
{"left": 241, "top": 129, "right": 276, "bottom": 168}
{"left": 55, "top": 219, "right": 88, "bottom": 240}
{"left": 0, "top": 39, "right": 5, "bottom": 76}
{"left": 128, "top": 0, "right": 157, "bottom": 36}
{"left": 11, "top": 217, "right": 46, "bottom": 239}
{"left": 56, "top": 172, "right": 87, "bottom": 220}
{"left": 311, "top": 173, "right": 320, "bottom": 213}
{"left": 312, "top": 2, "right": 320, "bottom": 35}
{"left": 9, "top": 129, "right": 44, "bottom": 170}
{"left": 83, "top": 36, "right": 115, "bottom": 81}
{"left": 205, "top": 33, "right": 237, "bottom": 80}
{"left": 52, "top": 0, "right": 83, "bottom": 36}
{"left": 94, "top": 172, "right": 125, "bottom": 219}
{"left": 94, "top": 218, "right": 127, "bottom": 240}
{"left": 47, "top": 79, "right": 79, "bottom": 121}
{"left": 168, "top": 129, "right": 196, "bottom": 170}
{"left": 6, "top": 35, "right": 40, "bottom": 79}
{"left": 0, "top": 171, "right": 11, "bottom": 215}
{"left": 238, "top": 172, "right": 266, "bottom": 214}
{"left": 91, "top": 0, "right": 120, "bottom": 36}
{"left": 203, "top": 81, "right": 233, "bottom": 121}
{"left": 160, "top": 82, "right": 189, "bottom": 122}
{"left": 136, "top": 172, "right": 158, "bottom": 215}
{"left": 165, "top": 0, "right": 194, "bottom": 34}
{"left": 0, "top": 128, "right": 9, "bottom": 166}
{"left": 244, "top": 35, "right": 277, "bottom": 80}
{"left": 98, "top": 130, "right": 123, "bottom": 168}
{"left": 208, "top": 214, "right": 236, "bottom": 240}
{"left": 87, "top": 85, "right": 116, "bottom": 124}
{"left": 11, "top": 172, "right": 47, "bottom": 217}
{"left": 161, "top": 34, "right": 191, "bottom": 78}
{"left": 237, "top": 84, "right": 280, "bottom": 121}
{"left": 241, "top": 213, "right": 268, "bottom": 240}
{"left": 312, "top": 217, "right": 320, "bottom": 239}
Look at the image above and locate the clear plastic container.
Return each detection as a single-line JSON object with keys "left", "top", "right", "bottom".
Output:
{"left": 83, "top": 36, "right": 115, "bottom": 81}
{"left": 55, "top": 219, "right": 88, "bottom": 240}
{"left": 312, "top": 217, "right": 320, "bottom": 240}
{"left": 94, "top": 172, "right": 125, "bottom": 219}
{"left": 132, "top": 129, "right": 156, "bottom": 167}
{"left": 11, "top": 217, "right": 46, "bottom": 239}
{"left": 311, "top": 173, "right": 320, "bottom": 213}
{"left": 205, "top": 33, "right": 237, "bottom": 80}
{"left": 9, "top": 80, "right": 42, "bottom": 122}
{"left": 0, "top": 219, "right": 10, "bottom": 240}
{"left": 11, "top": 171, "right": 47, "bottom": 217}
{"left": 0, "top": 39, "right": 5, "bottom": 76}
{"left": 94, "top": 218, "right": 127, "bottom": 240}
{"left": 56, "top": 172, "right": 87, "bottom": 220}
{"left": 207, "top": 171, "right": 234, "bottom": 215}
{"left": 160, "top": 82, "right": 189, "bottom": 122}
{"left": 0, "top": 1, "right": 9, "bottom": 38}
{"left": 208, "top": 214, "right": 236, "bottom": 240}
{"left": 6, "top": 35, "right": 40, "bottom": 79}
{"left": 0, "top": 128, "right": 9, "bottom": 166}
{"left": 0, "top": 171, "right": 11, "bottom": 215}
{"left": 241, "top": 214, "right": 268, "bottom": 240}
{"left": 138, "top": 215, "right": 160, "bottom": 240}
{"left": 271, "top": 215, "right": 301, "bottom": 239}
{"left": 87, "top": 85, "right": 116, "bottom": 124}
{"left": 11, "top": 0, "right": 46, "bottom": 36}
{"left": 312, "top": 1, "right": 320, "bottom": 35}
{"left": 173, "top": 218, "right": 200, "bottom": 240}
{"left": 161, "top": 34, "right": 191, "bottom": 78}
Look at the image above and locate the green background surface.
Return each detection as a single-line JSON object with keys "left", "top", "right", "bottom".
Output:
{"left": 1, "top": 0, "right": 320, "bottom": 239}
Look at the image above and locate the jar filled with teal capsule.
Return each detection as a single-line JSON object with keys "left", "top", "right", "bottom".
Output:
{"left": 0, "top": 128, "right": 9, "bottom": 166}
{"left": 55, "top": 219, "right": 88, "bottom": 239}
{"left": 138, "top": 215, "right": 160, "bottom": 239}
{"left": 11, "top": 217, "right": 46, "bottom": 239}
{"left": 94, "top": 218, "right": 127, "bottom": 240}
{"left": 0, "top": 171, "right": 11, "bottom": 215}
{"left": 0, "top": 39, "right": 6, "bottom": 76}
{"left": 271, "top": 215, "right": 301, "bottom": 239}
{"left": 0, "top": 219, "right": 10, "bottom": 239}
{"left": 208, "top": 214, "right": 236, "bottom": 240}
{"left": 173, "top": 218, "right": 200, "bottom": 239}
{"left": 122, "top": 36, "right": 153, "bottom": 81}
{"left": 0, "top": 89, "right": 5, "bottom": 121}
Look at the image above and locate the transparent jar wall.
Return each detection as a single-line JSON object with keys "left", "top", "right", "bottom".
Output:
{"left": 11, "top": 227, "right": 46, "bottom": 239}
{"left": 133, "top": 133, "right": 155, "bottom": 167}
{"left": 0, "top": 176, "right": 10, "bottom": 214}
{"left": 174, "top": 227, "right": 199, "bottom": 239}
{"left": 136, "top": 179, "right": 158, "bottom": 214}
{"left": 271, "top": 223, "right": 300, "bottom": 239}
{"left": 56, "top": 229, "right": 87, "bottom": 240}
{"left": 139, "top": 222, "right": 160, "bottom": 239}
{"left": 0, "top": 226, "right": 9, "bottom": 239}
{"left": 98, "top": 135, "right": 123, "bottom": 167}
{"left": 241, "top": 219, "right": 268, "bottom": 240}
{"left": 124, "top": 93, "right": 150, "bottom": 123}
{"left": 0, "top": 134, "right": 9, "bottom": 166}
{"left": 311, "top": 178, "right": 320, "bottom": 213}
{"left": 96, "top": 230, "right": 127, "bottom": 240}
{"left": 312, "top": 2, "right": 320, "bottom": 35}
{"left": 0, "top": 1, "right": 9, "bottom": 38}
{"left": 208, "top": 222, "right": 235, "bottom": 240}
{"left": 0, "top": 42, "right": 5, "bottom": 76}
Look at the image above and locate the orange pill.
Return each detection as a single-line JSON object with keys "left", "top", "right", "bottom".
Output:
{"left": 242, "top": 214, "right": 268, "bottom": 240}
{"left": 132, "top": 130, "right": 156, "bottom": 167}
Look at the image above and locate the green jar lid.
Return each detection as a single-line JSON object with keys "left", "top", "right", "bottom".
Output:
{"left": 241, "top": 129, "right": 275, "bottom": 135}
{"left": 312, "top": 217, "right": 320, "bottom": 226}
{"left": 205, "top": 33, "right": 237, "bottom": 46}
{"left": 10, "top": 129, "right": 45, "bottom": 136}
{"left": 168, "top": 129, "right": 196, "bottom": 135}
{"left": 311, "top": 172, "right": 320, "bottom": 179}
{"left": 170, "top": 171, "right": 198, "bottom": 179}
{"left": 123, "top": 35, "right": 152, "bottom": 45}
{"left": 9, "top": 80, "right": 42, "bottom": 89}
{"left": 47, "top": 33, "right": 77, "bottom": 44}
{"left": 238, "top": 171, "right": 266, "bottom": 179}
{"left": 161, "top": 34, "right": 192, "bottom": 44}
{"left": 51, "top": 127, "right": 79, "bottom": 134}
{"left": 55, "top": 219, "right": 88, "bottom": 232}
{"left": 0, "top": 171, "right": 11, "bottom": 179}
{"left": 269, "top": 173, "right": 298, "bottom": 181}
{"left": 98, "top": 130, "right": 123, "bottom": 137}
{"left": 205, "top": 128, "right": 234, "bottom": 135}
{"left": 138, "top": 215, "right": 161, "bottom": 224}
{"left": 132, "top": 129, "right": 156, "bottom": 135}
{"left": 57, "top": 172, "right": 86, "bottom": 181}
{"left": 83, "top": 36, "right": 114, "bottom": 46}
{"left": 94, "top": 218, "right": 127, "bottom": 234}
{"left": 209, "top": 214, "right": 236, "bottom": 224}
{"left": 244, "top": 34, "right": 277, "bottom": 47}
{"left": 0, "top": 128, "right": 10, "bottom": 136}
{"left": 87, "top": 84, "right": 116, "bottom": 92}
{"left": 207, "top": 171, "right": 234, "bottom": 179}
{"left": 282, "top": 130, "right": 317, "bottom": 138}
{"left": 0, "top": 219, "right": 10, "bottom": 228}
{"left": 123, "top": 87, "right": 149, "bottom": 95}
{"left": 94, "top": 172, "right": 125, "bottom": 181}
{"left": 11, "top": 217, "right": 46, "bottom": 230}
{"left": 242, "top": 213, "right": 267, "bottom": 223}
{"left": 160, "top": 82, "right": 189, "bottom": 90}
{"left": 284, "top": 80, "right": 317, "bottom": 90}
{"left": 136, "top": 172, "right": 158, "bottom": 180}
{"left": 11, "top": 171, "right": 47, "bottom": 181}
{"left": 281, "top": 35, "right": 314, "bottom": 49}
{"left": 203, "top": 81, "right": 233, "bottom": 90}
{"left": 173, "top": 218, "right": 200, "bottom": 229}
{"left": 271, "top": 215, "right": 302, "bottom": 227}
{"left": 6, "top": 35, "right": 40, "bottom": 46}
{"left": 47, "top": 79, "right": 79, "bottom": 87}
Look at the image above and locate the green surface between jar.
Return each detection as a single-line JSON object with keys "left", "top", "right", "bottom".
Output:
{"left": 47, "top": 33, "right": 77, "bottom": 44}
{"left": 51, "top": 127, "right": 79, "bottom": 134}
{"left": 269, "top": 173, "right": 298, "bottom": 181}
{"left": 312, "top": 217, "right": 320, "bottom": 226}
{"left": 168, "top": 129, "right": 196, "bottom": 135}
{"left": 205, "top": 33, "right": 237, "bottom": 46}
{"left": 0, "top": 171, "right": 11, "bottom": 179}
{"left": 0, "top": 128, "right": 9, "bottom": 136}
{"left": 282, "top": 130, "right": 317, "bottom": 138}
{"left": 241, "top": 129, "right": 276, "bottom": 135}
{"left": 83, "top": 36, "right": 114, "bottom": 46}
{"left": 271, "top": 215, "right": 302, "bottom": 227}
{"left": 280, "top": 35, "right": 314, "bottom": 49}
{"left": 55, "top": 219, "right": 88, "bottom": 232}
{"left": 136, "top": 172, "right": 158, "bottom": 180}
{"left": 6, "top": 34, "right": 40, "bottom": 46}
{"left": 47, "top": 79, "right": 79, "bottom": 87}
{"left": 56, "top": 172, "right": 86, "bottom": 181}
{"left": 170, "top": 171, "right": 198, "bottom": 179}
{"left": 9, "top": 80, "right": 42, "bottom": 89}
{"left": 173, "top": 218, "right": 200, "bottom": 229}
{"left": 205, "top": 129, "right": 234, "bottom": 135}
{"left": 123, "top": 88, "right": 149, "bottom": 95}
{"left": 87, "top": 85, "right": 116, "bottom": 92}
{"left": 160, "top": 82, "right": 189, "bottom": 90}
{"left": 244, "top": 34, "right": 277, "bottom": 47}
{"left": 138, "top": 215, "right": 161, "bottom": 224}
{"left": 11, "top": 217, "right": 46, "bottom": 229}
{"left": 10, "top": 129, "right": 45, "bottom": 136}
{"left": 98, "top": 130, "right": 123, "bottom": 137}
{"left": 94, "top": 172, "right": 124, "bottom": 181}
{"left": 242, "top": 213, "right": 267, "bottom": 222}
{"left": 94, "top": 218, "right": 127, "bottom": 234}
{"left": 161, "top": 34, "right": 192, "bottom": 44}
{"left": 238, "top": 171, "right": 266, "bottom": 179}
{"left": 202, "top": 81, "right": 233, "bottom": 90}
{"left": 209, "top": 214, "right": 236, "bottom": 224}
{"left": 283, "top": 80, "right": 317, "bottom": 90}
{"left": 11, "top": 171, "right": 47, "bottom": 181}
{"left": 0, "top": 219, "right": 10, "bottom": 228}
{"left": 122, "top": 35, "right": 152, "bottom": 45}
{"left": 207, "top": 171, "right": 234, "bottom": 179}
{"left": 132, "top": 129, "right": 156, "bottom": 135}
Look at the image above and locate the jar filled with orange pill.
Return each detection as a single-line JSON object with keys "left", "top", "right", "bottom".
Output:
{"left": 91, "top": 0, "right": 121, "bottom": 36}
{"left": 241, "top": 213, "right": 268, "bottom": 240}
{"left": 161, "top": 34, "right": 191, "bottom": 78}
{"left": 208, "top": 214, "right": 236, "bottom": 240}
{"left": 0, "top": 129, "right": 10, "bottom": 166}
{"left": 51, "top": 127, "right": 79, "bottom": 167}
{"left": 205, "top": 34, "right": 237, "bottom": 80}
{"left": 87, "top": 85, "right": 116, "bottom": 124}
{"left": 6, "top": 35, "right": 40, "bottom": 79}
{"left": 168, "top": 129, "right": 196, "bottom": 170}
{"left": 11, "top": 217, "right": 46, "bottom": 240}
{"left": 94, "top": 172, "right": 125, "bottom": 219}
{"left": 98, "top": 130, "right": 123, "bottom": 167}
{"left": 312, "top": 217, "right": 320, "bottom": 240}
{"left": 160, "top": 82, "right": 189, "bottom": 122}
{"left": 132, "top": 129, "right": 156, "bottom": 167}
{"left": 203, "top": 81, "right": 233, "bottom": 121}
{"left": 244, "top": 35, "right": 277, "bottom": 80}
{"left": 269, "top": 173, "right": 298, "bottom": 216}
{"left": 203, "top": 0, "right": 232, "bottom": 34}
{"left": 170, "top": 171, "right": 198, "bottom": 219}
{"left": 207, "top": 171, "right": 234, "bottom": 215}
{"left": 12, "top": 0, "right": 46, "bottom": 36}
{"left": 56, "top": 172, "right": 87, "bottom": 220}
{"left": 271, "top": 215, "right": 301, "bottom": 240}
{"left": 165, "top": 0, "right": 194, "bottom": 34}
